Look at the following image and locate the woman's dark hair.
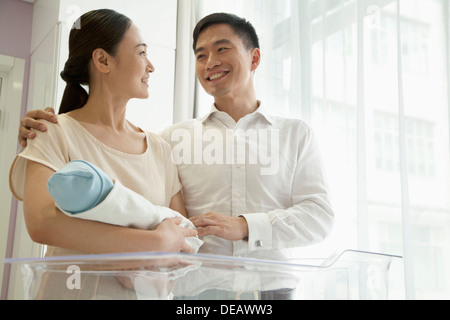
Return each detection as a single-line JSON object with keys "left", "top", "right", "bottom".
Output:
{"left": 59, "top": 9, "right": 132, "bottom": 114}
{"left": 193, "top": 13, "right": 260, "bottom": 52}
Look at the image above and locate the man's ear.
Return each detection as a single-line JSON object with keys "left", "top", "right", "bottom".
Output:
{"left": 250, "top": 48, "right": 261, "bottom": 72}
{"left": 91, "top": 49, "right": 111, "bottom": 74}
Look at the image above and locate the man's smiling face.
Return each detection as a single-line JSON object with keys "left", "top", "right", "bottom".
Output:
{"left": 194, "top": 24, "right": 260, "bottom": 99}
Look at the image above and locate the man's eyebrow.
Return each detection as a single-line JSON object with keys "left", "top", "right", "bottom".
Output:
{"left": 194, "top": 46, "right": 205, "bottom": 55}
{"left": 195, "top": 39, "right": 232, "bottom": 55}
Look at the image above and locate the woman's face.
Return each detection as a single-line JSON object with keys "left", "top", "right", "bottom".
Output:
{"left": 108, "top": 24, "right": 154, "bottom": 100}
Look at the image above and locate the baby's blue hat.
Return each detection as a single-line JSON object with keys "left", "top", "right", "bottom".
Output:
{"left": 47, "top": 160, "right": 114, "bottom": 214}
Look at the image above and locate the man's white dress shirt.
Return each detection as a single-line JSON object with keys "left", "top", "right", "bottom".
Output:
{"left": 159, "top": 103, "right": 334, "bottom": 259}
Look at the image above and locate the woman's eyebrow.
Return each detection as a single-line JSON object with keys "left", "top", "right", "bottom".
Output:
{"left": 135, "top": 43, "right": 147, "bottom": 48}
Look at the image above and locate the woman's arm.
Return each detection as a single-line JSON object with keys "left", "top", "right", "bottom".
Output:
{"left": 169, "top": 190, "right": 188, "bottom": 218}
{"left": 23, "top": 160, "right": 196, "bottom": 253}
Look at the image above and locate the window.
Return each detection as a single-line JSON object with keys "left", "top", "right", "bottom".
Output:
{"left": 373, "top": 111, "right": 436, "bottom": 177}
{"left": 194, "top": 0, "right": 450, "bottom": 299}
{"left": 406, "top": 117, "right": 435, "bottom": 177}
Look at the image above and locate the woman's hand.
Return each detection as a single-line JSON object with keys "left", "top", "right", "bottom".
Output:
{"left": 155, "top": 218, "right": 198, "bottom": 253}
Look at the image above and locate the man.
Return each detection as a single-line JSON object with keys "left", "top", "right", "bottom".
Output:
{"left": 18, "top": 13, "right": 333, "bottom": 260}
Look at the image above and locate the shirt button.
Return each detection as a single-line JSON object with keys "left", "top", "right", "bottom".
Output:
{"left": 255, "top": 240, "right": 264, "bottom": 247}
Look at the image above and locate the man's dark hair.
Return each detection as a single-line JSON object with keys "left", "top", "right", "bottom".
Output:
{"left": 193, "top": 12, "right": 260, "bottom": 51}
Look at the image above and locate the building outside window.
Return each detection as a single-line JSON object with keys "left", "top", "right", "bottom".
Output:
{"left": 196, "top": 0, "right": 450, "bottom": 299}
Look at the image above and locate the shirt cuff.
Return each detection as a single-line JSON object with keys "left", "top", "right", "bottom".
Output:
{"left": 240, "top": 213, "right": 272, "bottom": 251}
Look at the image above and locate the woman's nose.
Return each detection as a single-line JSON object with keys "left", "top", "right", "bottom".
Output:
{"left": 146, "top": 59, "right": 155, "bottom": 73}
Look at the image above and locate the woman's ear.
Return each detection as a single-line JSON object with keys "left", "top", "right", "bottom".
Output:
{"left": 91, "top": 49, "right": 111, "bottom": 74}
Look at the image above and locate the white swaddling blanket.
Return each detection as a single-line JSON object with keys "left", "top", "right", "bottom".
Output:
{"left": 57, "top": 179, "right": 203, "bottom": 253}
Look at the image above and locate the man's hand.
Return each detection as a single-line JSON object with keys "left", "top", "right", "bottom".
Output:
{"left": 18, "top": 107, "right": 57, "bottom": 148}
{"left": 189, "top": 212, "right": 249, "bottom": 241}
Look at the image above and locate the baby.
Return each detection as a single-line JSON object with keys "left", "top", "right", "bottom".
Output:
{"left": 47, "top": 160, "right": 203, "bottom": 253}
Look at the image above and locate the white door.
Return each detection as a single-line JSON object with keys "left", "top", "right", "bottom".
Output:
{"left": 0, "top": 56, "right": 25, "bottom": 299}
{"left": 0, "top": 72, "right": 11, "bottom": 299}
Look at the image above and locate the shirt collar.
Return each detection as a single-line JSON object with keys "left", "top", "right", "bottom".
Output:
{"left": 201, "top": 101, "right": 274, "bottom": 125}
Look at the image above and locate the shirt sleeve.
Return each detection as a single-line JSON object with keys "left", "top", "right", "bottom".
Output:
{"left": 241, "top": 123, "right": 334, "bottom": 252}
{"left": 9, "top": 119, "right": 69, "bottom": 201}
{"left": 240, "top": 212, "right": 273, "bottom": 251}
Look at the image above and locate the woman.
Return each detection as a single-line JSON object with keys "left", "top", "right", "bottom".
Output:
{"left": 9, "top": 9, "right": 197, "bottom": 257}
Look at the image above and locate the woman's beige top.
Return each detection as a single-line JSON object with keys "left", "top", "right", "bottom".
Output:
{"left": 9, "top": 114, "right": 181, "bottom": 257}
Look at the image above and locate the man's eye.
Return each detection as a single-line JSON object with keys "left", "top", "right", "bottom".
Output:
{"left": 197, "top": 54, "right": 205, "bottom": 60}
{"left": 140, "top": 51, "right": 147, "bottom": 56}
